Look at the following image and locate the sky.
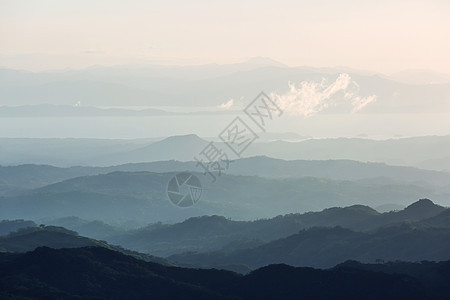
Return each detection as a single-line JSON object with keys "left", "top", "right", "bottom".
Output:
{"left": 0, "top": 0, "right": 449, "bottom": 73}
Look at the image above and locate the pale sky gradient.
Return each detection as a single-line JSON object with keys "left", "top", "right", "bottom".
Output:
{"left": 1, "top": 0, "right": 449, "bottom": 73}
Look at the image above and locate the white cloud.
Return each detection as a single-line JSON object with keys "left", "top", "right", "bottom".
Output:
{"left": 351, "top": 95, "right": 377, "bottom": 113}
{"left": 270, "top": 73, "right": 376, "bottom": 116}
{"left": 219, "top": 98, "right": 234, "bottom": 110}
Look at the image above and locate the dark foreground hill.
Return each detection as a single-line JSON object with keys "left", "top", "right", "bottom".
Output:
{"left": 1, "top": 246, "right": 449, "bottom": 299}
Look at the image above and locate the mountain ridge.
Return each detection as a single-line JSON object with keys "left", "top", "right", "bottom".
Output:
{"left": 3, "top": 246, "right": 449, "bottom": 299}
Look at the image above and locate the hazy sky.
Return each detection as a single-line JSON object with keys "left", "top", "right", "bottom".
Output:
{"left": 1, "top": 0, "right": 449, "bottom": 73}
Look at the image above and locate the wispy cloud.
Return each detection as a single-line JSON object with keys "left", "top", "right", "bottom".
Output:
{"left": 270, "top": 73, "right": 376, "bottom": 116}
{"left": 219, "top": 98, "right": 234, "bottom": 110}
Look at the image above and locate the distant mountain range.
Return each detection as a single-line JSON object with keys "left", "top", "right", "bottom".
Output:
{"left": 0, "top": 104, "right": 245, "bottom": 117}
{"left": 0, "top": 104, "right": 171, "bottom": 117}
{"left": 2, "top": 155, "right": 450, "bottom": 191}
{"left": 1, "top": 63, "right": 450, "bottom": 114}
{"left": 1, "top": 166, "right": 449, "bottom": 223}
{"left": 388, "top": 69, "right": 450, "bottom": 84}
{"left": 2, "top": 134, "right": 450, "bottom": 170}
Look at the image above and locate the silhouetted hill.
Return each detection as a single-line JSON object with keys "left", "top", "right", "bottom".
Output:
{"left": 106, "top": 199, "right": 446, "bottom": 256}
{"left": 0, "top": 247, "right": 232, "bottom": 299}
{"left": 0, "top": 225, "right": 104, "bottom": 252}
{"left": 0, "top": 225, "right": 171, "bottom": 266}
{"left": 227, "top": 263, "right": 429, "bottom": 300}
{"left": 3, "top": 199, "right": 443, "bottom": 257}
{"left": 40, "top": 216, "right": 125, "bottom": 240}
{"left": 334, "top": 259, "right": 450, "bottom": 292}
{"left": 0, "top": 219, "right": 36, "bottom": 236}
{"left": 364, "top": 198, "right": 447, "bottom": 229}
{"left": 169, "top": 223, "right": 450, "bottom": 270}
{"left": 398, "top": 198, "right": 445, "bottom": 219}
{"left": 422, "top": 209, "right": 450, "bottom": 228}
{"left": 1, "top": 246, "right": 449, "bottom": 299}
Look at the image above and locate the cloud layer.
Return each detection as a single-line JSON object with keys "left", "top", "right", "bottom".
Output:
{"left": 219, "top": 98, "right": 234, "bottom": 110}
{"left": 270, "top": 74, "right": 376, "bottom": 116}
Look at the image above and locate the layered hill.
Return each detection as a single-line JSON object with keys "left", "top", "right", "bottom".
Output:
{"left": 1, "top": 246, "right": 449, "bottom": 299}
{"left": 101, "top": 199, "right": 448, "bottom": 256}
{"left": 1, "top": 169, "right": 449, "bottom": 222}
{"left": 170, "top": 223, "right": 450, "bottom": 270}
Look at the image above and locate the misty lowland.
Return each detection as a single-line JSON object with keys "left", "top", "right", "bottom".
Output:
{"left": 1, "top": 1, "right": 450, "bottom": 299}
